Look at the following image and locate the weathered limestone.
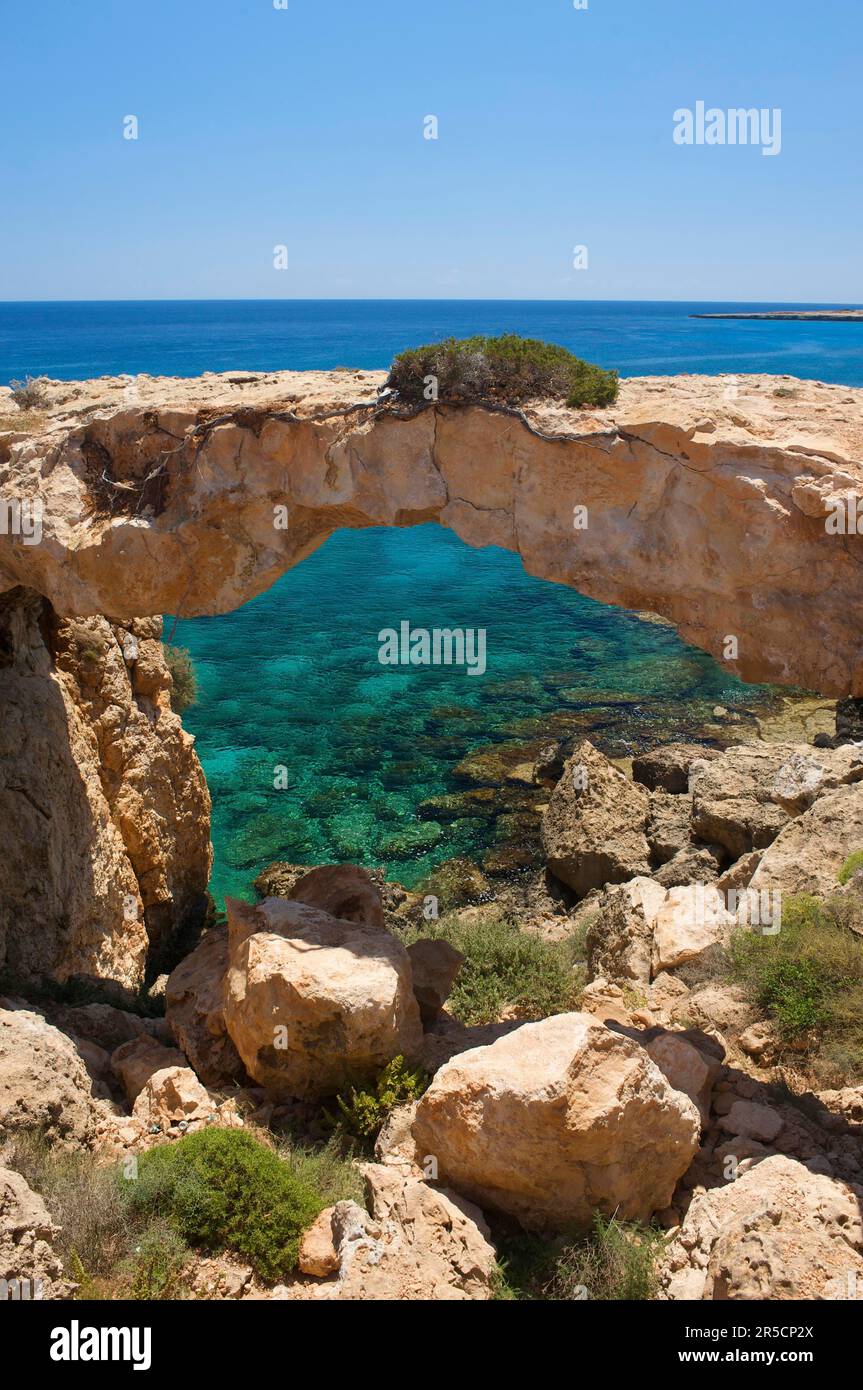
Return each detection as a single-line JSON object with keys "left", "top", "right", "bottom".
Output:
{"left": 223, "top": 898, "right": 423, "bottom": 1100}
{"left": 542, "top": 742, "right": 652, "bottom": 895}
{"left": 0, "top": 589, "right": 211, "bottom": 988}
{"left": 661, "top": 1156, "right": 863, "bottom": 1300}
{"left": 165, "top": 926, "right": 245, "bottom": 1087}
{"left": 0, "top": 998, "right": 111, "bottom": 1147}
{"left": 3, "top": 370, "right": 863, "bottom": 694}
{"left": 0, "top": 1166, "right": 74, "bottom": 1301}
{"left": 411, "top": 1013, "right": 700, "bottom": 1231}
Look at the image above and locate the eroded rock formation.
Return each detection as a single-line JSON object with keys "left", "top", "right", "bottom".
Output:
{"left": 2, "top": 369, "right": 863, "bottom": 693}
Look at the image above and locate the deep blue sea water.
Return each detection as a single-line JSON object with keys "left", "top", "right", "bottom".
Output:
{"left": 3, "top": 300, "right": 862, "bottom": 901}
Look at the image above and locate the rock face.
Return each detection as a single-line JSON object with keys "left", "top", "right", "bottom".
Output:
{"left": 542, "top": 743, "right": 652, "bottom": 896}
{"left": 3, "top": 369, "right": 863, "bottom": 695}
{"left": 223, "top": 898, "right": 423, "bottom": 1100}
{"left": 411, "top": 1013, "right": 700, "bottom": 1232}
{"left": 750, "top": 783, "right": 863, "bottom": 897}
{"left": 0, "top": 998, "right": 110, "bottom": 1147}
{"left": 661, "top": 1156, "right": 863, "bottom": 1300}
{"left": 0, "top": 1166, "right": 74, "bottom": 1300}
{"left": 586, "top": 879, "right": 735, "bottom": 988}
{"left": 0, "top": 588, "right": 211, "bottom": 988}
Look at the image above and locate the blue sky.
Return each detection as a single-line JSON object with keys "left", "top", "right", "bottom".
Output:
{"left": 0, "top": 0, "right": 859, "bottom": 301}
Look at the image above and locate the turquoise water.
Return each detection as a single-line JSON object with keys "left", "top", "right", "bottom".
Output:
{"left": 171, "top": 525, "right": 773, "bottom": 902}
{"left": 4, "top": 298, "right": 860, "bottom": 902}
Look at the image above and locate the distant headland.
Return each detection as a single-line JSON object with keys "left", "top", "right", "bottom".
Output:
{"left": 691, "top": 309, "right": 863, "bottom": 321}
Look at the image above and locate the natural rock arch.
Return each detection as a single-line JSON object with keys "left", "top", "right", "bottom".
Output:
{"left": 2, "top": 368, "right": 863, "bottom": 695}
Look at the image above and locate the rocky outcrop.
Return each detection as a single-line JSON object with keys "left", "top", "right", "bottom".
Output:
{"left": 585, "top": 878, "right": 735, "bottom": 988}
{"left": 0, "top": 588, "right": 211, "bottom": 989}
{"left": 411, "top": 1012, "right": 701, "bottom": 1232}
{"left": 302, "top": 1165, "right": 497, "bottom": 1301}
{"left": 542, "top": 742, "right": 652, "bottom": 895}
{"left": 0, "top": 998, "right": 112, "bottom": 1147}
{"left": 3, "top": 370, "right": 863, "bottom": 694}
{"left": 0, "top": 1165, "right": 74, "bottom": 1300}
{"left": 661, "top": 1156, "right": 863, "bottom": 1300}
{"left": 750, "top": 783, "right": 863, "bottom": 897}
{"left": 223, "top": 897, "right": 423, "bottom": 1100}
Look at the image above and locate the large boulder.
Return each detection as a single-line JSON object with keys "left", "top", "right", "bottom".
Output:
{"left": 110, "top": 1033, "right": 187, "bottom": 1105}
{"left": 411, "top": 1013, "right": 700, "bottom": 1232}
{"left": 585, "top": 877, "right": 668, "bottom": 986}
{"left": 223, "top": 898, "right": 423, "bottom": 1100}
{"left": 749, "top": 783, "right": 863, "bottom": 898}
{"left": 407, "top": 938, "right": 464, "bottom": 1024}
{"left": 0, "top": 1166, "right": 74, "bottom": 1300}
{"left": 0, "top": 998, "right": 109, "bottom": 1147}
{"left": 165, "top": 926, "right": 246, "bottom": 1087}
{"left": 287, "top": 864, "right": 385, "bottom": 930}
{"left": 541, "top": 742, "right": 651, "bottom": 896}
{"left": 661, "top": 1156, "right": 863, "bottom": 1300}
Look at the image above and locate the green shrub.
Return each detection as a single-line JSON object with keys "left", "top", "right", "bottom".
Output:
{"left": 495, "top": 1213, "right": 663, "bottom": 1301}
{"left": 121, "top": 1128, "right": 326, "bottom": 1282}
{"left": 331, "top": 1056, "right": 428, "bottom": 1146}
{"left": 9, "top": 375, "right": 50, "bottom": 409}
{"left": 124, "top": 1221, "right": 189, "bottom": 1300}
{"left": 404, "top": 909, "right": 583, "bottom": 1027}
{"left": 163, "top": 643, "right": 197, "bottom": 713}
{"left": 386, "top": 335, "right": 619, "bottom": 410}
{"left": 730, "top": 893, "right": 863, "bottom": 1084}
{"left": 839, "top": 850, "right": 863, "bottom": 885}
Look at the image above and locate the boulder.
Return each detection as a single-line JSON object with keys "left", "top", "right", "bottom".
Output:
{"left": 288, "top": 863, "right": 385, "bottom": 930}
{"left": 653, "top": 845, "right": 723, "bottom": 888}
{"left": 165, "top": 926, "right": 245, "bottom": 1087}
{"left": 411, "top": 1013, "right": 700, "bottom": 1232}
{"left": 645, "top": 791, "right": 694, "bottom": 865}
{"left": 660, "top": 1156, "right": 863, "bottom": 1300}
{"left": 633, "top": 743, "right": 720, "bottom": 794}
{"left": 585, "top": 877, "right": 668, "bottom": 987}
{"left": 0, "top": 998, "right": 108, "bottom": 1147}
{"left": 131, "top": 1066, "right": 215, "bottom": 1128}
{"left": 223, "top": 898, "right": 423, "bottom": 1100}
{"left": 298, "top": 1207, "right": 340, "bottom": 1278}
{"left": 324, "top": 1164, "right": 496, "bottom": 1300}
{"left": 407, "top": 938, "right": 464, "bottom": 1025}
{"left": 689, "top": 743, "right": 797, "bottom": 859}
{"left": 749, "top": 783, "right": 863, "bottom": 898}
{"left": 111, "top": 1034, "right": 187, "bottom": 1105}
{"left": 651, "top": 884, "right": 736, "bottom": 980}
{"left": 47, "top": 1002, "right": 170, "bottom": 1054}
{"left": 542, "top": 742, "right": 651, "bottom": 896}
{"left": 642, "top": 1028, "right": 724, "bottom": 1127}
{"left": 720, "top": 1099, "right": 784, "bottom": 1143}
{"left": 0, "top": 1165, "right": 74, "bottom": 1300}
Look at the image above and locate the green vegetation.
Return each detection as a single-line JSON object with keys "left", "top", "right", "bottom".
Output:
{"left": 4, "top": 1125, "right": 363, "bottom": 1295}
{"left": 403, "top": 908, "right": 584, "bottom": 1027}
{"left": 838, "top": 850, "right": 863, "bottom": 885}
{"left": 495, "top": 1213, "right": 663, "bottom": 1301}
{"left": 330, "top": 1055, "right": 428, "bottom": 1147}
{"left": 731, "top": 893, "right": 863, "bottom": 1085}
{"left": 386, "top": 334, "right": 619, "bottom": 410}
{"left": 9, "top": 375, "right": 50, "bottom": 409}
{"left": 163, "top": 643, "right": 198, "bottom": 714}
{"left": 122, "top": 1128, "right": 330, "bottom": 1283}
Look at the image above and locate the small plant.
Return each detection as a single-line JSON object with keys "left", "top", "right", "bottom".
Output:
{"left": 121, "top": 1128, "right": 327, "bottom": 1282}
{"left": 386, "top": 335, "right": 619, "bottom": 410}
{"left": 8, "top": 375, "right": 50, "bottom": 409}
{"left": 163, "top": 643, "right": 198, "bottom": 713}
{"left": 124, "top": 1221, "right": 190, "bottom": 1300}
{"left": 730, "top": 893, "right": 863, "bottom": 1085}
{"left": 772, "top": 386, "right": 799, "bottom": 399}
{"left": 331, "top": 1055, "right": 428, "bottom": 1144}
{"left": 838, "top": 850, "right": 863, "bottom": 885}
{"left": 495, "top": 1213, "right": 663, "bottom": 1301}
{"left": 404, "top": 910, "right": 583, "bottom": 1027}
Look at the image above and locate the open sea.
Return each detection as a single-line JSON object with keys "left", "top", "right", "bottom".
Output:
{"left": 3, "top": 299, "right": 862, "bottom": 901}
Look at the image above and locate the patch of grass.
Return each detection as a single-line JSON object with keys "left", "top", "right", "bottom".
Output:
{"left": 495, "top": 1214, "right": 663, "bottom": 1301}
{"left": 403, "top": 909, "right": 583, "bottom": 1027}
{"left": 386, "top": 335, "right": 619, "bottom": 410}
{"left": 274, "top": 1133, "right": 365, "bottom": 1207}
{"left": 0, "top": 409, "right": 45, "bottom": 433}
{"left": 328, "top": 1056, "right": 428, "bottom": 1147}
{"left": 838, "top": 850, "right": 863, "bottom": 885}
{"left": 730, "top": 893, "right": 863, "bottom": 1085}
{"left": 9, "top": 375, "right": 50, "bottom": 409}
{"left": 121, "top": 1128, "right": 328, "bottom": 1282}
{"left": 163, "top": 643, "right": 197, "bottom": 714}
